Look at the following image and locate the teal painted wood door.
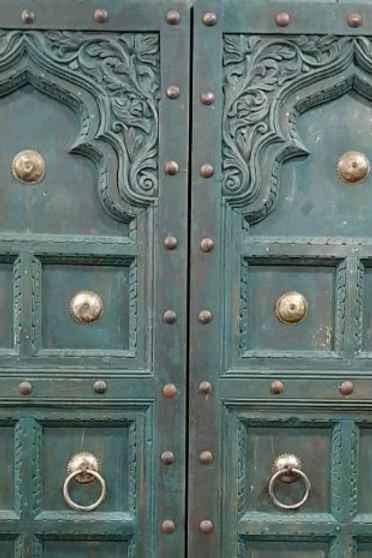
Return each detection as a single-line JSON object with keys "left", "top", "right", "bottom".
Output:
{"left": 190, "top": 1, "right": 372, "bottom": 557}
{"left": 0, "top": 2, "right": 189, "bottom": 557}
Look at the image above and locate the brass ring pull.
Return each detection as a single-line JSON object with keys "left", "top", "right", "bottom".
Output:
{"left": 63, "top": 452, "right": 106, "bottom": 512}
{"left": 268, "top": 454, "right": 311, "bottom": 511}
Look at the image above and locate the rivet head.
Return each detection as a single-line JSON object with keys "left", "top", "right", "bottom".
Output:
{"left": 199, "top": 450, "right": 214, "bottom": 465}
{"left": 199, "top": 381, "right": 213, "bottom": 397}
{"left": 21, "top": 9, "right": 35, "bottom": 24}
{"left": 161, "top": 520, "right": 176, "bottom": 534}
{"left": 337, "top": 151, "right": 370, "bottom": 184}
{"left": 200, "top": 238, "right": 215, "bottom": 253}
{"left": 94, "top": 8, "right": 108, "bottom": 23}
{"left": 166, "top": 85, "right": 180, "bottom": 99}
{"left": 202, "top": 12, "right": 217, "bottom": 26}
{"left": 275, "top": 291, "right": 308, "bottom": 324}
{"left": 164, "top": 235, "right": 178, "bottom": 250}
{"left": 340, "top": 380, "right": 354, "bottom": 396}
{"left": 271, "top": 380, "right": 284, "bottom": 395}
{"left": 200, "top": 164, "right": 214, "bottom": 178}
{"left": 162, "top": 384, "right": 177, "bottom": 399}
{"left": 161, "top": 451, "right": 175, "bottom": 465}
{"left": 199, "top": 520, "right": 214, "bottom": 534}
{"left": 166, "top": 9, "right": 181, "bottom": 25}
{"left": 275, "top": 12, "right": 291, "bottom": 27}
{"left": 198, "top": 310, "right": 213, "bottom": 324}
{"left": 200, "top": 92, "right": 215, "bottom": 105}
{"left": 163, "top": 310, "right": 177, "bottom": 324}
{"left": 18, "top": 381, "right": 32, "bottom": 396}
{"left": 347, "top": 13, "right": 363, "bottom": 28}
{"left": 164, "top": 161, "right": 180, "bottom": 176}
{"left": 94, "top": 380, "right": 107, "bottom": 394}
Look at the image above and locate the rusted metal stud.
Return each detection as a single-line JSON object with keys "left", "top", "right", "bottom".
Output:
{"left": 94, "top": 9, "right": 108, "bottom": 23}
{"left": 162, "top": 384, "right": 177, "bottom": 399}
{"left": 163, "top": 310, "right": 177, "bottom": 324}
{"left": 166, "top": 85, "right": 180, "bottom": 99}
{"left": 164, "top": 161, "right": 180, "bottom": 176}
{"left": 199, "top": 520, "right": 214, "bottom": 534}
{"left": 198, "top": 310, "right": 213, "bottom": 324}
{"left": 202, "top": 12, "right": 217, "bottom": 26}
{"left": 94, "top": 380, "right": 107, "bottom": 394}
{"left": 161, "top": 520, "right": 176, "bottom": 534}
{"left": 200, "top": 164, "right": 214, "bottom": 178}
{"left": 18, "top": 381, "right": 32, "bottom": 396}
{"left": 164, "top": 235, "right": 178, "bottom": 250}
{"left": 166, "top": 9, "right": 181, "bottom": 25}
{"left": 200, "top": 238, "right": 215, "bottom": 253}
{"left": 161, "top": 451, "right": 175, "bottom": 465}
{"left": 21, "top": 9, "right": 35, "bottom": 24}
{"left": 275, "top": 12, "right": 291, "bottom": 27}
{"left": 339, "top": 380, "right": 354, "bottom": 396}
{"left": 347, "top": 13, "right": 363, "bottom": 27}
{"left": 200, "top": 92, "right": 215, "bottom": 106}
{"left": 271, "top": 380, "right": 284, "bottom": 395}
{"left": 199, "top": 450, "right": 214, "bottom": 465}
{"left": 199, "top": 381, "right": 213, "bottom": 397}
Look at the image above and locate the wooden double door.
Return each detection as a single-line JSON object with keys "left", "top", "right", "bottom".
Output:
{"left": 0, "top": 1, "right": 371, "bottom": 557}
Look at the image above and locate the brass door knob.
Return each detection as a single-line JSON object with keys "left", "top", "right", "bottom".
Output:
{"left": 63, "top": 452, "right": 106, "bottom": 512}
{"left": 268, "top": 454, "right": 311, "bottom": 511}
{"left": 337, "top": 151, "right": 370, "bottom": 184}
{"left": 275, "top": 292, "right": 308, "bottom": 324}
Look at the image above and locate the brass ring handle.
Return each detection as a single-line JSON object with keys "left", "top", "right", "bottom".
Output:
{"left": 268, "top": 454, "right": 311, "bottom": 511}
{"left": 63, "top": 452, "right": 106, "bottom": 512}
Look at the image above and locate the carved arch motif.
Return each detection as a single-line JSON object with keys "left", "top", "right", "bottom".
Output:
{"left": 0, "top": 30, "right": 160, "bottom": 223}
{"left": 223, "top": 35, "right": 372, "bottom": 225}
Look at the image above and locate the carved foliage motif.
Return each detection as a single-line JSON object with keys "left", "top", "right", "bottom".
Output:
{"left": 223, "top": 35, "right": 372, "bottom": 224}
{"left": 0, "top": 30, "right": 160, "bottom": 222}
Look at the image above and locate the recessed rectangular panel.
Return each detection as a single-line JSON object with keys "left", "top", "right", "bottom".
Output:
{"left": 358, "top": 542, "right": 372, "bottom": 557}
{"left": 240, "top": 540, "right": 329, "bottom": 558}
{"left": 241, "top": 262, "right": 335, "bottom": 353}
{"left": 41, "top": 262, "right": 132, "bottom": 351}
{"left": 0, "top": 263, "right": 14, "bottom": 349}
{"left": 358, "top": 427, "right": 372, "bottom": 513}
{"left": 43, "top": 540, "right": 129, "bottom": 558}
{"left": 0, "top": 538, "right": 16, "bottom": 558}
{"left": 0, "top": 425, "right": 14, "bottom": 511}
{"left": 362, "top": 268, "right": 372, "bottom": 352}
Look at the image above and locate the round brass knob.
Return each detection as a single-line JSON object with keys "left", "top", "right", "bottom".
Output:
{"left": 337, "top": 151, "right": 370, "bottom": 184}
{"left": 275, "top": 291, "right": 308, "bottom": 324}
{"left": 12, "top": 150, "right": 45, "bottom": 184}
{"left": 69, "top": 291, "right": 103, "bottom": 324}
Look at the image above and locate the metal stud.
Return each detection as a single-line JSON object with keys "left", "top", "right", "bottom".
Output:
{"left": 347, "top": 13, "right": 363, "bottom": 27}
{"left": 198, "top": 310, "right": 213, "bottom": 324}
{"left": 275, "top": 291, "right": 308, "bottom": 324}
{"left": 164, "top": 235, "right": 178, "bottom": 250}
{"left": 164, "top": 161, "right": 180, "bottom": 176}
{"left": 166, "top": 85, "right": 180, "bottom": 99}
{"left": 340, "top": 380, "right": 354, "bottom": 396}
{"left": 166, "top": 9, "right": 181, "bottom": 25}
{"left": 94, "top": 380, "right": 107, "bottom": 394}
{"left": 337, "top": 151, "right": 370, "bottom": 184}
{"left": 199, "top": 381, "right": 212, "bottom": 397}
{"left": 70, "top": 291, "right": 103, "bottom": 324}
{"left": 200, "top": 238, "right": 215, "bottom": 253}
{"left": 275, "top": 12, "right": 291, "bottom": 27}
{"left": 94, "top": 8, "right": 108, "bottom": 23}
{"left": 202, "top": 12, "right": 217, "bottom": 26}
{"left": 200, "top": 92, "right": 215, "bottom": 106}
{"left": 12, "top": 150, "right": 45, "bottom": 184}
{"left": 200, "top": 164, "right": 214, "bottom": 178}
{"left": 199, "top": 520, "right": 214, "bottom": 534}
{"left": 21, "top": 9, "right": 35, "bottom": 24}
{"left": 199, "top": 450, "right": 214, "bottom": 465}
{"left": 163, "top": 310, "right": 177, "bottom": 324}
{"left": 18, "top": 381, "right": 32, "bottom": 396}
{"left": 271, "top": 380, "right": 284, "bottom": 395}
{"left": 161, "top": 520, "right": 176, "bottom": 534}
{"left": 161, "top": 451, "right": 175, "bottom": 465}
{"left": 162, "top": 384, "right": 177, "bottom": 399}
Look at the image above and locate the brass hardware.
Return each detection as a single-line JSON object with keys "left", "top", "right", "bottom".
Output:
{"left": 199, "top": 450, "right": 214, "bottom": 465}
{"left": 166, "top": 85, "right": 180, "bottom": 99}
{"left": 199, "top": 520, "right": 214, "bottom": 534}
{"left": 200, "top": 92, "right": 215, "bottom": 106}
{"left": 161, "top": 451, "right": 175, "bottom": 465}
{"left": 12, "top": 150, "right": 45, "bottom": 184}
{"left": 164, "top": 161, "right": 180, "bottom": 176}
{"left": 18, "top": 381, "right": 32, "bottom": 396}
{"left": 202, "top": 12, "right": 217, "bottom": 26}
{"left": 161, "top": 520, "right": 176, "bottom": 534}
{"left": 275, "top": 12, "right": 291, "bottom": 27}
{"left": 340, "top": 380, "right": 354, "bottom": 396}
{"left": 275, "top": 291, "right": 308, "bottom": 324}
{"left": 94, "top": 8, "right": 108, "bottom": 23}
{"left": 70, "top": 291, "right": 103, "bottom": 324}
{"left": 163, "top": 310, "right": 177, "bottom": 324}
{"left": 347, "top": 13, "right": 363, "bottom": 27}
{"left": 337, "top": 151, "right": 369, "bottom": 184}
{"left": 164, "top": 235, "right": 178, "bottom": 250}
{"left": 199, "top": 381, "right": 212, "bottom": 397}
{"left": 200, "top": 238, "right": 215, "bottom": 253}
{"left": 200, "top": 164, "right": 214, "bottom": 178}
{"left": 198, "top": 310, "right": 213, "bottom": 324}
{"left": 21, "top": 9, "right": 35, "bottom": 24}
{"left": 93, "top": 380, "right": 107, "bottom": 394}
{"left": 268, "top": 454, "right": 311, "bottom": 511}
{"left": 63, "top": 452, "right": 106, "bottom": 512}
{"left": 166, "top": 9, "right": 181, "bottom": 25}
{"left": 271, "top": 380, "right": 284, "bottom": 395}
{"left": 162, "top": 384, "right": 177, "bottom": 399}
